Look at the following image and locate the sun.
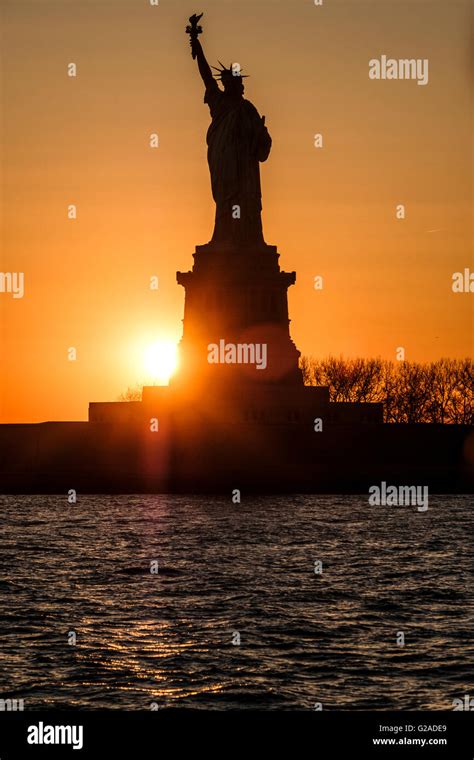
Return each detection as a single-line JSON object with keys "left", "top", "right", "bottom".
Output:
{"left": 143, "top": 340, "right": 178, "bottom": 384}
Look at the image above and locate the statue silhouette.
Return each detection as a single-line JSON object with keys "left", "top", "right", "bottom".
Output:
{"left": 187, "top": 14, "right": 272, "bottom": 247}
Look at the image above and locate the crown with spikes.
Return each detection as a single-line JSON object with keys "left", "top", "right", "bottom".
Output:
{"left": 212, "top": 61, "right": 249, "bottom": 81}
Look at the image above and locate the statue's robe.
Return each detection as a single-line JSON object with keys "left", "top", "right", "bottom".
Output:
{"left": 204, "top": 80, "right": 272, "bottom": 246}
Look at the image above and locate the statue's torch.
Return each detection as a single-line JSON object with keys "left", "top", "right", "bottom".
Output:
{"left": 186, "top": 13, "right": 203, "bottom": 59}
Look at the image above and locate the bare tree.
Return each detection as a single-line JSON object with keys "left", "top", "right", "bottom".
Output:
{"left": 117, "top": 384, "right": 143, "bottom": 402}
{"left": 301, "top": 356, "right": 473, "bottom": 424}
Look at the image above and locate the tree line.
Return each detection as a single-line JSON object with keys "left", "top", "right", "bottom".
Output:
{"left": 300, "top": 356, "right": 473, "bottom": 424}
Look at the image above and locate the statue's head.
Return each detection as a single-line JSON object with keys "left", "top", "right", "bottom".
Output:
{"left": 213, "top": 62, "right": 248, "bottom": 97}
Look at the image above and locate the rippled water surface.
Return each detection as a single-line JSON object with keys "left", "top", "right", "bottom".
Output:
{"left": 0, "top": 494, "right": 472, "bottom": 710}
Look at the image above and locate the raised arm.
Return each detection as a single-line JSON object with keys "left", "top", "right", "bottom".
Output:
{"left": 187, "top": 15, "right": 215, "bottom": 90}
{"left": 190, "top": 37, "right": 214, "bottom": 89}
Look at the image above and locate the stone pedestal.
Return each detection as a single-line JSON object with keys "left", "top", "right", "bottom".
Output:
{"left": 173, "top": 242, "right": 303, "bottom": 395}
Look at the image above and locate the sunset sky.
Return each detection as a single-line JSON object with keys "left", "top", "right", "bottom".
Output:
{"left": 1, "top": 0, "right": 472, "bottom": 422}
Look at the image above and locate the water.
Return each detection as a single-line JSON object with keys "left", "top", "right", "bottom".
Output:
{"left": 0, "top": 494, "right": 472, "bottom": 710}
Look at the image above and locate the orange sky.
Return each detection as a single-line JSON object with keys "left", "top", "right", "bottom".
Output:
{"left": 1, "top": 0, "right": 472, "bottom": 422}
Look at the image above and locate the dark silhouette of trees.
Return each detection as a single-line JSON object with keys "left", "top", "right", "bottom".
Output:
{"left": 300, "top": 356, "right": 473, "bottom": 424}
{"left": 117, "top": 384, "right": 143, "bottom": 402}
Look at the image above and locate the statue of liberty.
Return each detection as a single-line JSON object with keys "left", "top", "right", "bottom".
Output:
{"left": 187, "top": 13, "right": 272, "bottom": 247}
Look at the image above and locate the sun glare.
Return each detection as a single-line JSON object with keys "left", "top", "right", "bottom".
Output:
{"left": 143, "top": 341, "right": 178, "bottom": 384}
